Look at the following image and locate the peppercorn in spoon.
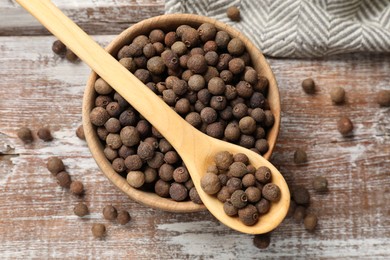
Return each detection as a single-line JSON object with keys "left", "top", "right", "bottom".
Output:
{"left": 16, "top": 0, "right": 290, "bottom": 234}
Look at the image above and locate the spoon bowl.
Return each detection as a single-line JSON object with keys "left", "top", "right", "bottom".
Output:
{"left": 17, "top": 0, "right": 290, "bottom": 234}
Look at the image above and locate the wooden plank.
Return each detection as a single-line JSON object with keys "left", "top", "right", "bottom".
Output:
{"left": 0, "top": 35, "right": 389, "bottom": 258}
{"left": 0, "top": 0, "right": 165, "bottom": 36}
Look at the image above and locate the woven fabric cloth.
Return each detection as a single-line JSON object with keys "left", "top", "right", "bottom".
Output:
{"left": 165, "top": 0, "right": 390, "bottom": 58}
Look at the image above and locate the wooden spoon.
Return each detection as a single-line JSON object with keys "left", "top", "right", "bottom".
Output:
{"left": 16, "top": 0, "right": 290, "bottom": 234}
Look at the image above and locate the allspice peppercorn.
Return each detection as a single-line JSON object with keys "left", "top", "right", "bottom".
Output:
{"left": 52, "top": 40, "right": 66, "bottom": 55}
{"left": 155, "top": 179, "right": 170, "bottom": 197}
{"left": 117, "top": 210, "right": 131, "bottom": 225}
{"left": 47, "top": 157, "right": 65, "bottom": 175}
{"left": 255, "top": 198, "right": 270, "bottom": 214}
{"left": 70, "top": 181, "right": 84, "bottom": 196}
{"left": 76, "top": 125, "right": 85, "bottom": 140}
{"left": 91, "top": 223, "right": 106, "bottom": 238}
{"left": 137, "top": 141, "right": 155, "bottom": 160}
{"left": 302, "top": 78, "right": 316, "bottom": 94}
{"left": 227, "top": 38, "right": 245, "bottom": 56}
{"left": 189, "top": 187, "right": 203, "bottom": 204}
{"left": 217, "top": 186, "right": 231, "bottom": 202}
{"left": 73, "top": 202, "right": 89, "bottom": 217}
{"left": 377, "top": 89, "right": 390, "bottom": 107}
{"left": 245, "top": 186, "right": 261, "bottom": 203}
{"left": 228, "top": 162, "right": 248, "bottom": 178}
{"left": 17, "top": 127, "right": 33, "bottom": 143}
{"left": 255, "top": 166, "right": 271, "bottom": 184}
{"left": 214, "top": 151, "right": 234, "bottom": 170}
{"left": 56, "top": 171, "right": 72, "bottom": 188}
{"left": 223, "top": 201, "right": 238, "bottom": 216}
{"left": 90, "top": 107, "right": 110, "bottom": 126}
{"left": 233, "top": 153, "right": 249, "bottom": 165}
{"left": 200, "top": 172, "right": 221, "bottom": 195}
{"left": 228, "top": 58, "right": 245, "bottom": 75}
{"left": 65, "top": 49, "right": 79, "bottom": 62}
{"left": 215, "top": 31, "right": 230, "bottom": 49}
{"left": 312, "top": 176, "right": 328, "bottom": 192}
{"left": 226, "top": 177, "right": 242, "bottom": 194}
{"left": 103, "top": 205, "right": 118, "bottom": 221}
{"left": 304, "top": 213, "right": 318, "bottom": 232}
{"left": 294, "top": 206, "right": 306, "bottom": 222}
{"left": 253, "top": 233, "right": 271, "bottom": 249}
{"left": 292, "top": 186, "right": 310, "bottom": 205}
{"left": 230, "top": 190, "right": 248, "bottom": 209}
{"left": 226, "top": 6, "right": 241, "bottom": 21}
{"left": 94, "top": 78, "right": 112, "bottom": 95}
{"left": 187, "top": 54, "right": 208, "bottom": 74}
{"left": 330, "top": 86, "right": 345, "bottom": 104}
{"left": 262, "top": 183, "right": 281, "bottom": 202}
{"left": 198, "top": 23, "right": 217, "bottom": 42}
{"left": 239, "top": 116, "right": 256, "bottom": 134}
{"left": 294, "top": 148, "right": 307, "bottom": 164}
{"left": 238, "top": 204, "right": 259, "bottom": 226}
{"left": 337, "top": 117, "right": 354, "bottom": 136}
{"left": 126, "top": 171, "right": 145, "bottom": 188}
{"left": 169, "top": 183, "right": 188, "bottom": 201}
{"left": 37, "top": 127, "right": 53, "bottom": 141}
{"left": 242, "top": 173, "right": 256, "bottom": 188}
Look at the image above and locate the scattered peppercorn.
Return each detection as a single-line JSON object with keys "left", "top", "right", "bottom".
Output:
{"left": 65, "top": 49, "right": 79, "bottom": 62}
{"left": 73, "top": 202, "right": 89, "bottom": 217}
{"left": 47, "top": 157, "right": 65, "bottom": 175}
{"left": 337, "top": 116, "right": 354, "bottom": 136}
{"left": 330, "top": 86, "right": 345, "bottom": 104}
{"left": 293, "top": 206, "right": 306, "bottom": 222}
{"left": 376, "top": 90, "right": 390, "bottom": 107}
{"left": 103, "top": 205, "right": 118, "bottom": 221}
{"left": 52, "top": 40, "right": 66, "bottom": 55}
{"left": 56, "top": 171, "right": 72, "bottom": 188}
{"left": 91, "top": 223, "right": 106, "bottom": 238}
{"left": 70, "top": 181, "right": 84, "bottom": 196}
{"left": 292, "top": 186, "right": 310, "bottom": 205}
{"left": 253, "top": 233, "right": 271, "bottom": 249}
{"left": 302, "top": 78, "right": 315, "bottom": 94}
{"left": 17, "top": 127, "right": 33, "bottom": 143}
{"left": 117, "top": 210, "right": 131, "bottom": 225}
{"left": 312, "top": 176, "right": 328, "bottom": 192}
{"left": 226, "top": 6, "right": 241, "bottom": 21}
{"left": 304, "top": 213, "right": 318, "bottom": 231}
{"left": 37, "top": 127, "right": 53, "bottom": 141}
{"left": 76, "top": 125, "right": 85, "bottom": 140}
{"left": 294, "top": 148, "right": 307, "bottom": 164}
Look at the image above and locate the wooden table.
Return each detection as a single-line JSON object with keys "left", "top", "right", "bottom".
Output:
{"left": 1, "top": 1, "right": 389, "bottom": 259}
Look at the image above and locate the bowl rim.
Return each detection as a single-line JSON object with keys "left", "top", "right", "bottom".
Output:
{"left": 82, "top": 13, "right": 280, "bottom": 213}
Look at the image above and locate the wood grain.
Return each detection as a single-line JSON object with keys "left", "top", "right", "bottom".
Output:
{"left": 0, "top": 2, "right": 389, "bottom": 258}
{"left": 0, "top": 0, "right": 164, "bottom": 36}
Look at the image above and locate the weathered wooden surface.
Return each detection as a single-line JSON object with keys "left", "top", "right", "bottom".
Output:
{"left": 1, "top": 2, "right": 390, "bottom": 259}
{"left": 0, "top": 0, "right": 165, "bottom": 36}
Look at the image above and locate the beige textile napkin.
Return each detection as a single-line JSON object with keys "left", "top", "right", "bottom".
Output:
{"left": 165, "top": 0, "right": 390, "bottom": 57}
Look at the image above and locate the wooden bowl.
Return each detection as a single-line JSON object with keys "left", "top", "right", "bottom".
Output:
{"left": 82, "top": 14, "right": 281, "bottom": 213}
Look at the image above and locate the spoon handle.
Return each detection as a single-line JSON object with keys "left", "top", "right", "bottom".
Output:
{"left": 16, "top": 0, "right": 201, "bottom": 153}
